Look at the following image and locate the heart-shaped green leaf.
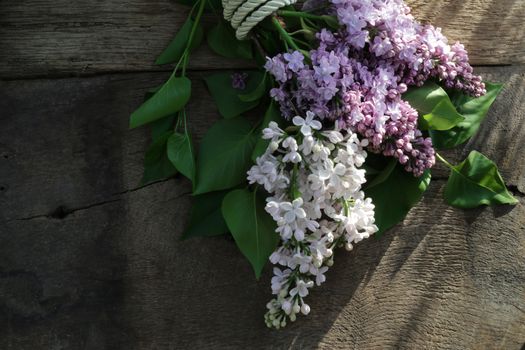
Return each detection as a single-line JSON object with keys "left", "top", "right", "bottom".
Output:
{"left": 421, "top": 98, "right": 464, "bottom": 130}
{"left": 207, "top": 20, "right": 253, "bottom": 59}
{"left": 143, "top": 87, "right": 177, "bottom": 140}
{"left": 222, "top": 189, "right": 279, "bottom": 278}
{"left": 404, "top": 81, "right": 449, "bottom": 115}
{"left": 365, "top": 158, "right": 397, "bottom": 189}
{"left": 141, "top": 132, "right": 177, "bottom": 185}
{"left": 183, "top": 190, "right": 230, "bottom": 239}
{"left": 443, "top": 151, "right": 517, "bottom": 208}
{"left": 151, "top": 115, "right": 176, "bottom": 140}
{"left": 194, "top": 118, "right": 257, "bottom": 194}
{"left": 430, "top": 83, "right": 503, "bottom": 149}
{"left": 155, "top": 18, "right": 204, "bottom": 65}
{"left": 130, "top": 77, "right": 191, "bottom": 129}
{"left": 403, "top": 81, "right": 464, "bottom": 130}
{"left": 167, "top": 131, "right": 195, "bottom": 182}
{"left": 365, "top": 164, "right": 431, "bottom": 235}
{"left": 204, "top": 71, "right": 263, "bottom": 118}
{"left": 238, "top": 73, "right": 267, "bottom": 102}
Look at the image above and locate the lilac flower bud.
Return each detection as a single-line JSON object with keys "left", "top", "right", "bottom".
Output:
{"left": 300, "top": 303, "right": 311, "bottom": 315}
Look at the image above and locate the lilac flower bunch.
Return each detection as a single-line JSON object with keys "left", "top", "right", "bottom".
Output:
{"left": 131, "top": 0, "right": 513, "bottom": 332}
{"left": 265, "top": 0, "right": 486, "bottom": 176}
{"left": 248, "top": 117, "right": 377, "bottom": 328}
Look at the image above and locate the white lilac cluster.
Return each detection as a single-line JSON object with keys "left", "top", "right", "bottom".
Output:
{"left": 247, "top": 111, "right": 378, "bottom": 328}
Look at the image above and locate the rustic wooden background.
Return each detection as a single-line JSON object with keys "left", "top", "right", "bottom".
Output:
{"left": 1, "top": 1, "right": 524, "bottom": 349}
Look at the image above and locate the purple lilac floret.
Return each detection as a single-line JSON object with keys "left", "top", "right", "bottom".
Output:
{"left": 231, "top": 72, "right": 249, "bottom": 90}
{"left": 265, "top": 0, "right": 486, "bottom": 176}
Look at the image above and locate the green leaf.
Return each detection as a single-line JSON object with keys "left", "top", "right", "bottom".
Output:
{"left": 365, "top": 158, "right": 397, "bottom": 189}
{"left": 155, "top": 18, "right": 204, "bottom": 65}
{"left": 254, "top": 28, "right": 280, "bottom": 66}
{"left": 222, "top": 189, "right": 279, "bottom": 278}
{"left": 130, "top": 77, "right": 191, "bottom": 129}
{"left": 142, "top": 132, "right": 177, "bottom": 184}
{"left": 183, "top": 191, "right": 229, "bottom": 239}
{"left": 362, "top": 163, "right": 380, "bottom": 176}
{"left": 167, "top": 131, "right": 195, "bottom": 182}
{"left": 430, "top": 83, "right": 503, "bottom": 149}
{"left": 365, "top": 164, "right": 431, "bottom": 235}
{"left": 204, "top": 71, "right": 263, "bottom": 118}
{"left": 143, "top": 87, "right": 177, "bottom": 140}
{"left": 151, "top": 115, "right": 176, "bottom": 141}
{"left": 207, "top": 20, "right": 252, "bottom": 59}
{"left": 194, "top": 118, "right": 257, "bottom": 194}
{"left": 238, "top": 73, "right": 267, "bottom": 102}
{"left": 421, "top": 98, "right": 464, "bottom": 130}
{"left": 443, "top": 151, "right": 517, "bottom": 208}
{"left": 404, "top": 82, "right": 449, "bottom": 115}
{"left": 403, "top": 81, "right": 464, "bottom": 130}
{"left": 251, "top": 102, "right": 285, "bottom": 162}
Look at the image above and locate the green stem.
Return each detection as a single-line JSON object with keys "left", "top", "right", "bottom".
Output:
{"left": 271, "top": 16, "right": 301, "bottom": 52}
{"left": 181, "top": 0, "right": 206, "bottom": 77}
{"left": 289, "top": 164, "right": 302, "bottom": 200}
{"left": 436, "top": 152, "right": 454, "bottom": 169}
{"left": 277, "top": 10, "right": 325, "bottom": 21}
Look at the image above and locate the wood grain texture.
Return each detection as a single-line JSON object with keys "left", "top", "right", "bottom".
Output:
{"left": 406, "top": 0, "right": 525, "bottom": 64}
{"left": 1, "top": 179, "right": 524, "bottom": 349}
{"left": 1, "top": 67, "right": 523, "bottom": 222}
{"left": 1, "top": 0, "right": 524, "bottom": 78}
{"left": 1, "top": 66, "right": 524, "bottom": 349}
{"left": 1, "top": 0, "right": 524, "bottom": 347}
{"left": 0, "top": 0, "right": 255, "bottom": 79}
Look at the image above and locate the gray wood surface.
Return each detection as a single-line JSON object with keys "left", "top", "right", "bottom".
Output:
{"left": 1, "top": 0, "right": 524, "bottom": 349}
{"left": 0, "top": 0, "right": 524, "bottom": 78}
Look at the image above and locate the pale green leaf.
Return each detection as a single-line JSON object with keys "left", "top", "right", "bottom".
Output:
{"left": 204, "top": 71, "right": 263, "bottom": 118}
{"left": 141, "top": 132, "right": 177, "bottom": 184}
{"left": 183, "top": 191, "right": 229, "bottom": 239}
{"left": 444, "top": 151, "right": 517, "bottom": 208}
{"left": 167, "top": 131, "right": 195, "bottom": 182}
{"left": 365, "top": 164, "right": 431, "bottom": 235}
{"left": 207, "top": 20, "right": 252, "bottom": 59}
{"left": 130, "top": 77, "right": 191, "bottom": 129}
{"left": 430, "top": 83, "right": 503, "bottom": 148}
{"left": 194, "top": 118, "right": 257, "bottom": 194}
{"left": 155, "top": 18, "right": 204, "bottom": 65}
{"left": 222, "top": 189, "right": 279, "bottom": 278}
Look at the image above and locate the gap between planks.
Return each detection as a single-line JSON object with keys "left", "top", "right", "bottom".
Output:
{"left": 0, "top": 64, "right": 515, "bottom": 82}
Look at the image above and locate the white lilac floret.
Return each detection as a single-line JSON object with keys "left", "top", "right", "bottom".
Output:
{"left": 248, "top": 112, "right": 377, "bottom": 328}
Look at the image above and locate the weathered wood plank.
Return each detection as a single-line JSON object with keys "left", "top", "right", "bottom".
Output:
{"left": 1, "top": 0, "right": 524, "bottom": 78}
{"left": 0, "top": 0, "right": 254, "bottom": 78}
{"left": 1, "top": 66, "right": 524, "bottom": 348}
{"left": 0, "top": 71, "right": 217, "bottom": 222}
{"left": 1, "top": 178, "right": 524, "bottom": 349}
{"left": 406, "top": 0, "right": 525, "bottom": 64}
{"left": 1, "top": 66, "right": 523, "bottom": 223}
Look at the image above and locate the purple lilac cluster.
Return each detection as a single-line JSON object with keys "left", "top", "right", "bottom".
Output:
{"left": 333, "top": 0, "right": 485, "bottom": 96}
{"left": 265, "top": 0, "right": 486, "bottom": 176}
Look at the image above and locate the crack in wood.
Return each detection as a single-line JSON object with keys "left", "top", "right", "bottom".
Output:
{"left": 9, "top": 180, "right": 192, "bottom": 223}
{"left": 11, "top": 198, "right": 123, "bottom": 222}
